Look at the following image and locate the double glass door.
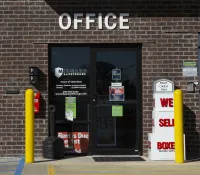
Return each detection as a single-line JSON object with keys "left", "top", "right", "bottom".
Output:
{"left": 49, "top": 45, "right": 141, "bottom": 155}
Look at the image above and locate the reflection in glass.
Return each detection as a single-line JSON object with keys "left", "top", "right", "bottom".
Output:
{"left": 96, "top": 50, "right": 137, "bottom": 148}
{"left": 96, "top": 51, "right": 136, "bottom": 99}
{"left": 50, "top": 47, "right": 90, "bottom": 122}
{"left": 97, "top": 106, "right": 116, "bottom": 146}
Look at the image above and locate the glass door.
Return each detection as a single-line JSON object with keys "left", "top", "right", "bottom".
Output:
{"left": 90, "top": 48, "right": 142, "bottom": 155}
{"left": 49, "top": 46, "right": 91, "bottom": 154}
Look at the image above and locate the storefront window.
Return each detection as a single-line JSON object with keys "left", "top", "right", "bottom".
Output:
{"left": 50, "top": 47, "right": 90, "bottom": 122}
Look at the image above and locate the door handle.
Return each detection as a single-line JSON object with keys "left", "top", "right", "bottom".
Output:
{"left": 93, "top": 93, "right": 99, "bottom": 107}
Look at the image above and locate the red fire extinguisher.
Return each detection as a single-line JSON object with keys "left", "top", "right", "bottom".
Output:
{"left": 34, "top": 92, "right": 41, "bottom": 114}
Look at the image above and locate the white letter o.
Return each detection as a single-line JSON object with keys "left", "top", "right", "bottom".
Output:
{"left": 59, "top": 13, "right": 71, "bottom": 30}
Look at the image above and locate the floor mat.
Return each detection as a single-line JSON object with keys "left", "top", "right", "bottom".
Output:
{"left": 93, "top": 157, "right": 146, "bottom": 162}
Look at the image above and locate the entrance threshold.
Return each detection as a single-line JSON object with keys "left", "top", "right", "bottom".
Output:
{"left": 92, "top": 155, "right": 141, "bottom": 157}
{"left": 92, "top": 156, "right": 146, "bottom": 162}
{"left": 92, "top": 148, "right": 139, "bottom": 155}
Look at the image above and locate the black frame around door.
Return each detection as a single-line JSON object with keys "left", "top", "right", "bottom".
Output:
{"left": 90, "top": 45, "right": 142, "bottom": 155}
{"left": 48, "top": 43, "right": 142, "bottom": 155}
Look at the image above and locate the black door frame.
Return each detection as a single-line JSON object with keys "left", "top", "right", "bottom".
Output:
{"left": 48, "top": 43, "right": 142, "bottom": 155}
{"left": 90, "top": 45, "right": 142, "bottom": 155}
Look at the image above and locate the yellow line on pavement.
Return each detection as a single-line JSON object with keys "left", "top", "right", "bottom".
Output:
{"left": 54, "top": 174, "right": 129, "bottom": 175}
{"left": 52, "top": 163, "right": 200, "bottom": 166}
{"left": 57, "top": 173, "right": 200, "bottom": 175}
{"left": 48, "top": 164, "right": 56, "bottom": 175}
{"left": 55, "top": 166, "right": 200, "bottom": 171}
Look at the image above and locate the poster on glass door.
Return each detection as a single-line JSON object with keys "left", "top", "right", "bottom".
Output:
{"left": 57, "top": 132, "right": 89, "bottom": 153}
{"left": 109, "top": 86, "right": 125, "bottom": 101}
{"left": 65, "top": 97, "right": 76, "bottom": 121}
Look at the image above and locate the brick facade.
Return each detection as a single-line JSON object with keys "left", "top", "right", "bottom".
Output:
{"left": 0, "top": 0, "right": 200, "bottom": 157}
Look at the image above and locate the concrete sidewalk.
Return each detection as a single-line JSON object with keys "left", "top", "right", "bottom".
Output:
{"left": 0, "top": 157, "right": 21, "bottom": 175}
{"left": 21, "top": 156, "right": 200, "bottom": 175}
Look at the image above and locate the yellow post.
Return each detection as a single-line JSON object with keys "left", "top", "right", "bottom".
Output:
{"left": 25, "top": 89, "right": 34, "bottom": 163}
{"left": 174, "top": 89, "right": 184, "bottom": 163}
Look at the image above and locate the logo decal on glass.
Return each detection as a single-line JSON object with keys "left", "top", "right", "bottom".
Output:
{"left": 54, "top": 67, "right": 87, "bottom": 78}
{"left": 55, "top": 67, "right": 64, "bottom": 78}
{"left": 112, "top": 69, "right": 121, "bottom": 81}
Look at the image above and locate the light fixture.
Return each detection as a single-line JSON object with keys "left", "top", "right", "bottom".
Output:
{"left": 29, "top": 67, "right": 39, "bottom": 84}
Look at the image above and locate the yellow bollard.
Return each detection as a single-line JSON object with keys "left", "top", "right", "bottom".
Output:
{"left": 25, "top": 89, "right": 34, "bottom": 163}
{"left": 174, "top": 89, "right": 184, "bottom": 163}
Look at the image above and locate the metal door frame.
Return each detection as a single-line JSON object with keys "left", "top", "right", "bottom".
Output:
{"left": 48, "top": 43, "right": 142, "bottom": 155}
{"left": 90, "top": 45, "right": 142, "bottom": 155}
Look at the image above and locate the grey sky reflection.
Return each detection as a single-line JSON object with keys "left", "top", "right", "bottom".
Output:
{"left": 51, "top": 47, "right": 136, "bottom": 83}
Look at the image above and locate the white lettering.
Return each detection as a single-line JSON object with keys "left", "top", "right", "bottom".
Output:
{"left": 59, "top": 13, "right": 130, "bottom": 30}
{"left": 78, "top": 133, "right": 89, "bottom": 139}
{"left": 119, "top": 13, "right": 129, "bottom": 29}
{"left": 98, "top": 13, "right": 103, "bottom": 29}
{"left": 74, "top": 139, "right": 80, "bottom": 144}
{"left": 86, "top": 13, "right": 95, "bottom": 29}
{"left": 105, "top": 13, "right": 117, "bottom": 30}
{"left": 74, "top": 13, "right": 83, "bottom": 30}
{"left": 59, "top": 13, "right": 71, "bottom": 30}
{"left": 58, "top": 132, "right": 70, "bottom": 139}
{"left": 78, "top": 133, "right": 82, "bottom": 138}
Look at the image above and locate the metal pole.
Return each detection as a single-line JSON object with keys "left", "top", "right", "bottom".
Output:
{"left": 174, "top": 89, "right": 184, "bottom": 163}
{"left": 25, "top": 89, "right": 34, "bottom": 163}
{"left": 49, "top": 105, "right": 56, "bottom": 136}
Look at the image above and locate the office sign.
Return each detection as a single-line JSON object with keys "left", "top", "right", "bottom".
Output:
{"left": 59, "top": 13, "right": 129, "bottom": 30}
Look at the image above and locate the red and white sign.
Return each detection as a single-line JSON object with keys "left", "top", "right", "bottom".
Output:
{"left": 109, "top": 86, "right": 124, "bottom": 94}
{"left": 153, "top": 93, "right": 174, "bottom": 112}
{"left": 148, "top": 79, "right": 184, "bottom": 161}
{"left": 152, "top": 111, "right": 174, "bottom": 134}
{"left": 109, "top": 86, "right": 125, "bottom": 101}
{"left": 57, "top": 132, "right": 89, "bottom": 153}
{"left": 148, "top": 133, "right": 186, "bottom": 160}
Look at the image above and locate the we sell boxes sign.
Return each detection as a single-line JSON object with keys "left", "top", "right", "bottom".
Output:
{"left": 148, "top": 133, "right": 186, "bottom": 160}
{"left": 149, "top": 79, "right": 186, "bottom": 160}
{"left": 153, "top": 93, "right": 174, "bottom": 111}
{"left": 152, "top": 111, "right": 174, "bottom": 134}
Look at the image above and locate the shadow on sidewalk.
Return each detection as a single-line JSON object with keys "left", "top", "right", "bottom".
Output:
{"left": 185, "top": 155, "right": 200, "bottom": 163}
{"left": 33, "top": 155, "right": 87, "bottom": 163}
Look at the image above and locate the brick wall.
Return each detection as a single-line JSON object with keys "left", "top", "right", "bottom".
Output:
{"left": 0, "top": 0, "right": 200, "bottom": 157}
